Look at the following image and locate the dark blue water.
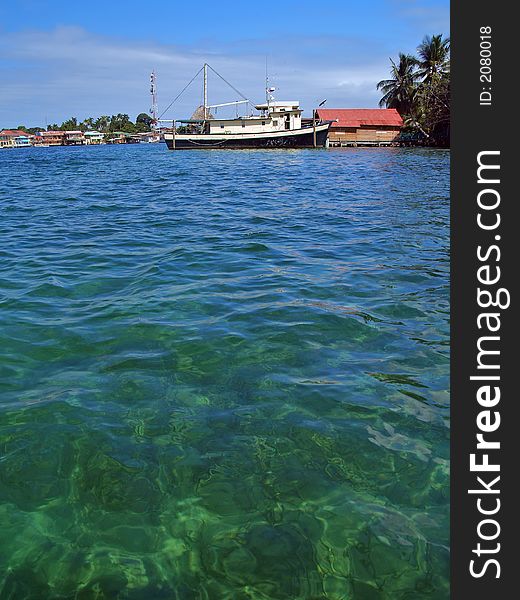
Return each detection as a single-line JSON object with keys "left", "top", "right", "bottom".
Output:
{"left": 0, "top": 144, "right": 449, "bottom": 599}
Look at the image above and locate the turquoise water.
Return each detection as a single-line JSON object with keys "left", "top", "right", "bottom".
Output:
{"left": 0, "top": 145, "right": 449, "bottom": 599}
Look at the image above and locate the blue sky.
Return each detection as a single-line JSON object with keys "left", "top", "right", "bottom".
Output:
{"left": 0, "top": 0, "right": 449, "bottom": 127}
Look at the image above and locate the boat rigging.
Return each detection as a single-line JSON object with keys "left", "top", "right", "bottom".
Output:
{"left": 156, "top": 63, "right": 331, "bottom": 150}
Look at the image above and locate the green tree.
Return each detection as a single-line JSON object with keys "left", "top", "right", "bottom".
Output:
{"left": 377, "top": 53, "right": 419, "bottom": 115}
{"left": 121, "top": 121, "right": 137, "bottom": 134}
{"left": 134, "top": 122, "right": 149, "bottom": 133}
{"left": 416, "top": 75, "right": 450, "bottom": 145}
{"left": 60, "top": 117, "right": 78, "bottom": 131}
{"left": 81, "top": 117, "right": 95, "bottom": 131}
{"left": 94, "top": 115, "right": 111, "bottom": 132}
{"left": 377, "top": 35, "right": 450, "bottom": 146}
{"left": 109, "top": 113, "right": 131, "bottom": 132}
{"left": 136, "top": 112, "right": 153, "bottom": 130}
{"left": 417, "top": 34, "right": 450, "bottom": 84}
{"left": 416, "top": 34, "right": 450, "bottom": 145}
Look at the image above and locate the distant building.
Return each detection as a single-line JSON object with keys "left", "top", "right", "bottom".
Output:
{"left": 84, "top": 131, "right": 105, "bottom": 144}
{"left": 316, "top": 108, "right": 403, "bottom": 146}
{"left": 14, "top": 135, "right": 32, "bottom": 148}
{"left": 106, "top": 132, "right": 138, "bottom": 144}
{"left": 134, "top": 131, "right": 160, "bottom": 143}
{"left": 64, "top": 130, "right": 85, "bottom": 145}
{"left": 0, "top": 129, "right": 32, "bottom": 148}
{"left": 36, "top": 131, "right": 66, "bottom": 146}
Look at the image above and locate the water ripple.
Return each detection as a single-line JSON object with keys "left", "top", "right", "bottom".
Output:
{"left": 0, "top": 145, "right": 449, "bottom": 599}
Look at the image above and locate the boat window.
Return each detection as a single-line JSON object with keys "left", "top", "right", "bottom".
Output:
{"left": 262, "top": 121, "right": 265, "bottom": 126}
{"left": 273, "top": 120, "right": 278, "bottom": 126}
{"left": 242, "top": 122, "right": 245, "bottom": 128}
{"left": 220, "top": 124, "right": 224, "bottom": 129}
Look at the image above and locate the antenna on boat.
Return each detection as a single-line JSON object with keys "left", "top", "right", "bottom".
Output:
{"left": 265, "top": 56, "right": 276, "bottom": 112}
{"left": 150, "top": 70, "right": 158, "bottom": 126}
{"left": 265, "top": 56, "right": 268, "bottom": 109}
{"left": 203, "top": 63, "right": 208, "bottom": 120}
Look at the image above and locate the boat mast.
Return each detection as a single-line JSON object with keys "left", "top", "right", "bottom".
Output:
{"left": 150, "top": 70, "right": 158, "bottom": 125}
{"left": 203, "top": 63, "right": 208, "bottom": 120}
{"left": 265, "top": 56, "right": 269, "bottom": 111}
{"left": 265, "top": 57, "right": 276, "bottom": 114}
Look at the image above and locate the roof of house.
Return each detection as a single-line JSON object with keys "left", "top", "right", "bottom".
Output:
{"left": 0, "top": 129, "right": 31, "bottom": 137}
{"left": 316, "top": 108, "right": 403, "bottom": 128}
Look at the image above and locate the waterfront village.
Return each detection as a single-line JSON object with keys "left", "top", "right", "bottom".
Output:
{"left": 1, "top": 108, "right": 408, "bottom": 149}
{"left": 0, "top": 128, "right": 161, "bottom": 148}
{"left": 1, "top": 34, "right": 451, "bottom": 150}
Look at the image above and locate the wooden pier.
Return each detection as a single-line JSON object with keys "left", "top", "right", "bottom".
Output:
{"left": 328, "top": 140, "right": 398, "bottom": 148}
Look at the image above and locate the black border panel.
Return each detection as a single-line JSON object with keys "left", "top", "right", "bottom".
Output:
{"left": 451, "top": 2, "right": 516, "bottom": 597}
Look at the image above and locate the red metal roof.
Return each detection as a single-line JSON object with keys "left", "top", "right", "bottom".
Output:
{"left": 316, "top": 108, "right": 403, "bottom": 128}
{"left": 0, "top": 129, "right": 31, "bottom": 137}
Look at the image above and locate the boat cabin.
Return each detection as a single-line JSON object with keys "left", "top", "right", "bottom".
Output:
{"left": 204, "top": 102, "right": 303, "bottom": 135}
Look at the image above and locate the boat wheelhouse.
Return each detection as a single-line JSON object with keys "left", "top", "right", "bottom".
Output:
{"left": 206, "top": 101, "right": 302, "bottom": 134}
{"left": 161, "top": 64, "right": 331, "bottom": 150}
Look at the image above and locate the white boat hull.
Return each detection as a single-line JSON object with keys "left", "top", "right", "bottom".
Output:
{"left": 164, "top": 122, "right": 330, "bottom": 150}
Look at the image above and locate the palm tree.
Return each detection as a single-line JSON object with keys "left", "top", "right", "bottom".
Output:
{"left": 82, "top": 117, "right": 95, "bottom": 131}
{"left": 376, "top": 35, "right": 450, "bottom": 146}
{"left": 60, "top": 117, "right": 78, "bottom": 131}
{"left": 377, "top": 53, "right": 419, "bottom": 114}
{"left": 417, "top": 34, "right": 450, "bottom": 83}
{"left": 94, "top": 115, "right": 110, "bottom": 132}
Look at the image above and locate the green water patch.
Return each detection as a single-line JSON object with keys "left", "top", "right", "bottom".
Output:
{"left": 0, "top": 146, "right": 450, "bottom": 598}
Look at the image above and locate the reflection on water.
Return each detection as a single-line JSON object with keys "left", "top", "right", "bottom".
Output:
{"left": 0, "top": 146, "right": 449, "bottom": 599}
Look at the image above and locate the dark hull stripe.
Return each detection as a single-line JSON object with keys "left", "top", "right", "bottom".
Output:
{"left": 165, "top": 127, "right": 329, "bottom": 150}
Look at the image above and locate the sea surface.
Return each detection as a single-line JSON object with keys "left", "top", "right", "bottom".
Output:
{"left": 0, "top": 145, "right": 450, "bottom": 600}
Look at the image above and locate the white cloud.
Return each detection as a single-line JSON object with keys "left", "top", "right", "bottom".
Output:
{"left": 0, "top": 27, "right": 397, "bottom": 127}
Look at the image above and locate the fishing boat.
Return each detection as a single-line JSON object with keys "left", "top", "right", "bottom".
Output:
{"left": 160, "top": 64, "right": 331, "bottom": 150}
